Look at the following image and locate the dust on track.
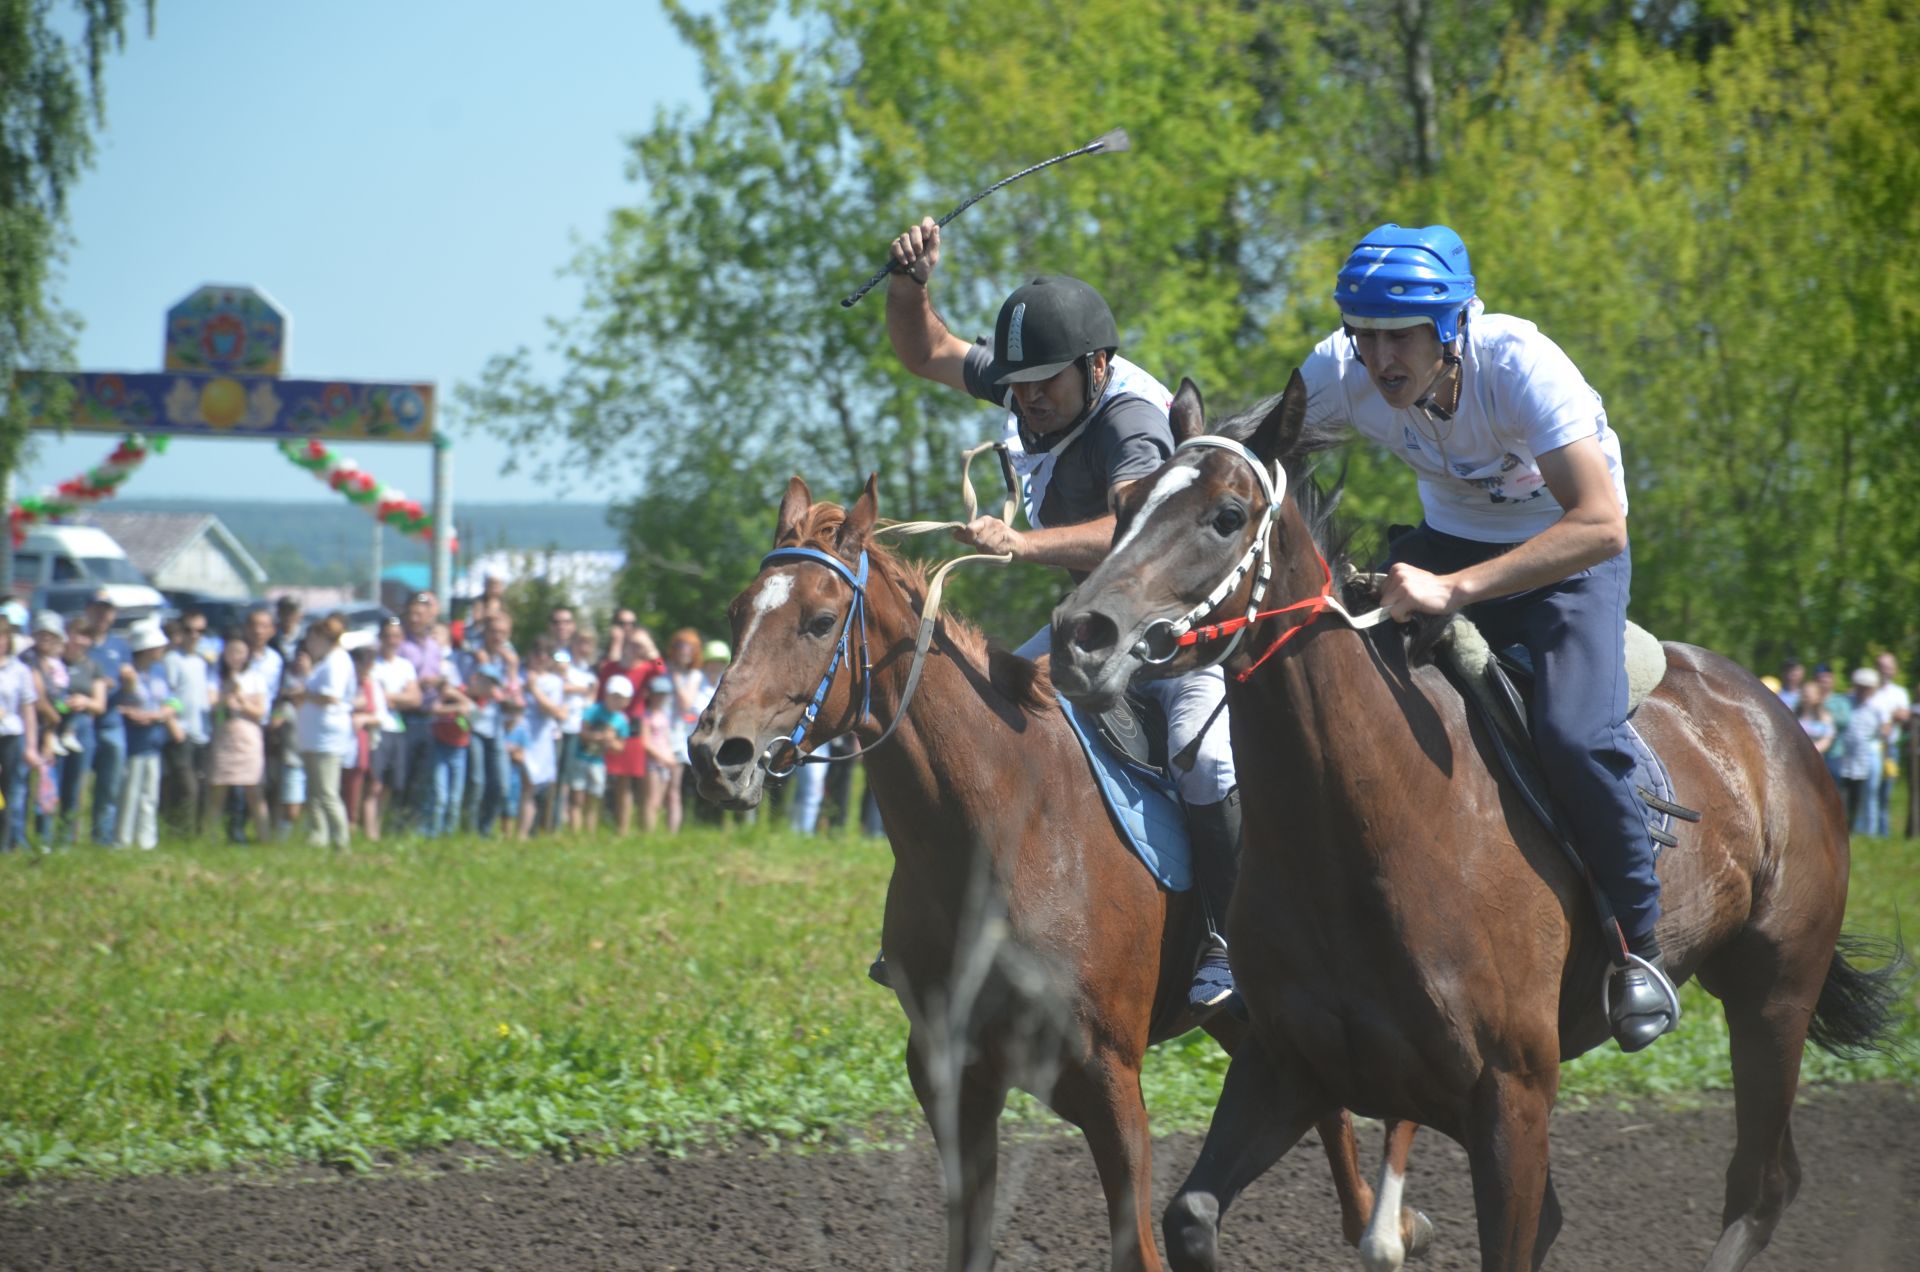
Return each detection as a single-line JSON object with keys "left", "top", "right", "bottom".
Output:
{"left": 5, "top": 1085, "right": 1914, "bottom": 1271}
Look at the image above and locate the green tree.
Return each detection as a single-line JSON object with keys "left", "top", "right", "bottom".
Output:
{"left": 0, "top": 0, "right": 148, "bottom": 467}
{"left": 465, "top": 0, "right": 1919, "bottom": 670}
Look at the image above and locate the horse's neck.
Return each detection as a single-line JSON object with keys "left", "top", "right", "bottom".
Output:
{"left": 1240, "top": 524, "right": 1420, "bottom": 853}
{"left": 853, "top": 583, "right": 1055, "bottom": 874}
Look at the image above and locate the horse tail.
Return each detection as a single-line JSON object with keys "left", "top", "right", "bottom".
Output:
{"left": 1806, "top": 931, "right": 1909, "bottom": 1059}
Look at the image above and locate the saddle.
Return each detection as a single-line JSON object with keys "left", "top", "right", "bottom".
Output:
{"left": 1055, "top": 690, "right": 1192, "bottom": 892}
{"left": 1091, "top": 690, "right": 1170, "bottom": 779}
{"left": 1422, "top": 610, "right": 1702, "bottom": 948}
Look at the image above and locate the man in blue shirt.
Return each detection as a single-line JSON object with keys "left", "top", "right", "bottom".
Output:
{"left": 82, "top": 591, "right": 133, "bottom": 845}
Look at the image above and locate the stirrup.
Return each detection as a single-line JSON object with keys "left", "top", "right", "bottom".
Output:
{"left": 867, "top": 952, "right": 891, "bottom": 988}
{"left": 1188, "top": 945, "right": 1242, "bottom": 1018}
{"left": 1602, "top": 952, "right": 1681, "bottom": 1052}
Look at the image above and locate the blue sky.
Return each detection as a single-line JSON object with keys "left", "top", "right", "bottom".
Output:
{"left": 23, "top": 0, "right": 699, "bottom": 505}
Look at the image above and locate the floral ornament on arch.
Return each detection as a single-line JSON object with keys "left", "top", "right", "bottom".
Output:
{"left": 277, "top": 438, "right": 457, "bottom": 554}
{"left": 9, "top": 433, "right": 170, "bottom": 546}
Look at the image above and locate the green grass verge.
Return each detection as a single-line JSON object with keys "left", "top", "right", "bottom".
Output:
{"left": 2, "top": 827, "right": 1913, "bottom": 1181}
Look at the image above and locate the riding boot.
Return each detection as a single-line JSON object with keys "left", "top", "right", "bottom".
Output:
{"left": 1607, "top": 941, "right": 1680, "bottom": 1052}
{"left": 1186, "top": 789, "right": 1244, "bottom": 1019}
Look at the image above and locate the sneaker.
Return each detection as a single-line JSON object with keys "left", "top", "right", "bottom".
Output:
{"left": 1605, "top": 953, "right": 1680, "bottom": 1052}
{"left": 1188, "top": 944, "right": 1242, "bottom": 1018}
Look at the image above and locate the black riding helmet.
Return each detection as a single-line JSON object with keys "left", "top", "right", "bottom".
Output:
{"left": 992, "top": 275, "right": 1120, "bottom": 384}
{"left": 992, "top": 276, "right": 1120, "bottom": 439}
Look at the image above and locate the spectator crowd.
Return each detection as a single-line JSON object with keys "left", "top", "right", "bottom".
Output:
{"left": 0, "top": 585, "right": 741, "bottom": 853}
{"left": 1768, "top": 654, "right": 1913, "bottom": 836}
{"left": 7, "top": 584, "right": 1900, "bottom": 852}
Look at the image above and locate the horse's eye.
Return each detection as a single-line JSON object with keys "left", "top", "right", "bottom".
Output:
{"left": 806, "top": 612, "right": 838, "bottom": 638}
{"left": 1212, "top": 504, "right": 1248, "bottom": 535}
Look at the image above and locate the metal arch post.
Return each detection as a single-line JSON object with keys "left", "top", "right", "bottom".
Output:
{"left": 431, "top": 434, "right": 453, "bottom": 613}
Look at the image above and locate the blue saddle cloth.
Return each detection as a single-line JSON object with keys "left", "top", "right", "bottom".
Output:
{"left": 1056, "top": 695, "right": 1191, "bottom": 891}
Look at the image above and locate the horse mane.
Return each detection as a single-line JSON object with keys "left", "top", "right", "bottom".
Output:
{"left": 790, "top": 501, "right": 1056, "bottom": 716}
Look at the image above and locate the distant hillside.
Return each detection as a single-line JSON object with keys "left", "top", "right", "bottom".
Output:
{"left": 110, "top": 498, "right": 621, "bottom": 587}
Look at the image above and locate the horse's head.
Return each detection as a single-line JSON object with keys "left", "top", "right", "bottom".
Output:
{"left": 688, "top": 474, "right": 881, "bottom": 809}
{"left": 1050, "top": 370, "right": 1311, "bottom": 710}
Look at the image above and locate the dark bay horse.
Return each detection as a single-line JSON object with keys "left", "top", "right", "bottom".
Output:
{"left": 1048, "top": 375, "right": 1901, "bottom": 1272}
{"left": 688, "top": 476, "right": 1424, "bottom": 1272}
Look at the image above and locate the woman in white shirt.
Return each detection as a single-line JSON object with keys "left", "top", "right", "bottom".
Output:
{"left": 291, "top": 615, "right": 356, "bottom": 849}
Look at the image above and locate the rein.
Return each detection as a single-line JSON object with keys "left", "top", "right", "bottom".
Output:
{"left": 1136, "top": 434, "right": 1390, "bottom": 684}
{"left": 757, "top": 441, "right": 1019, "bottom": 776}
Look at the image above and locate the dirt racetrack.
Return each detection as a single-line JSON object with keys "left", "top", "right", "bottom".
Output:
{"left": 5, "top": 1085, "right": 1914, "bottom": 1271}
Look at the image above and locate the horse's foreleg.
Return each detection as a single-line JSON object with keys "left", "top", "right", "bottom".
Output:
{"left": 1050, "top": 1055, "right": 1162, "bottom": 1272}
{"left": 1462, "top": 1071, "right": 1553, "bottom": 1272}
{"left": 1357, "top": 1119, "right": 1435, "bottom": 1269}
{"left": 1314, "top": 1110, "right": 1374, "bottom": 1247}
{"left": 906, "top": 1034, "right": 1009, "bottom": 1272}
{"left": 1163, "top": 1036, "right": 1330, "bottom": 1272}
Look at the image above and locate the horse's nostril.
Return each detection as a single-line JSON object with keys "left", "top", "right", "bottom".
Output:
{"left": 714, "top": 737, "right": 756, "bottom": 769}
{"left": 1071, "top": 613, "right": 1118, "bottom": 654}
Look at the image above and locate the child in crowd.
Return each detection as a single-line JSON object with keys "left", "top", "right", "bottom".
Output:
{"left": 568, "top": 675, "right": 631, "bottom": 834}
{"left": 515, "top": 639, "right": 565, "bottom": 839}
{"left": 554, "top": 630, "right": 600, "bottom": 831}
{"left": 639, "top": 674, "right": 677, "bottom": 833}
{"left": 501, "top": 700, "right": 531, "bottom": 834}
{"left": 275, "top": 646, "right": 311, "bottom": 836}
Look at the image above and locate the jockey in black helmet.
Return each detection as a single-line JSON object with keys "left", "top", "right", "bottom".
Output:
{"left": 880, "top": 216, "right": 1243, "bottom": 1020}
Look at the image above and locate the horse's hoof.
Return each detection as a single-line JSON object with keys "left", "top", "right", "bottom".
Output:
{"left": 1405, "top": 1208, "right": 1435, "bottom": 1259}
{"left": 1164, "top": 1192, "right": 1221, "bottom": 1272}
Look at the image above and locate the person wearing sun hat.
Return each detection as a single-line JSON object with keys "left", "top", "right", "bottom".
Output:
{"left": 116, "top": 621, "right": 180, "bottom": 850}
{"left": 1833, "top": 666, "right": 1891, "bottom": 832}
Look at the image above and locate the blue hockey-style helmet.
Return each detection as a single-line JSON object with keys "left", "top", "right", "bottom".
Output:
{"left": 1334, "top": 224, "right": 1476, "bottom": 344}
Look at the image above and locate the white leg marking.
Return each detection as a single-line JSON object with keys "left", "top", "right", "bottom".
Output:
{"left": 735, "top": 573, "right": 793, "bottom": 663}
{"left": 1109, "top": 464, "right": 1199, "bottom": 557}
{"left": 1358, "top": 1158, "right": 1408, "bottom": 1271}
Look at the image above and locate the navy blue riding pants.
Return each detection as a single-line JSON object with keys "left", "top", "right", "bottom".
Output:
{"left": 1389, "top": 524, "right": 1661, "bottom": 947}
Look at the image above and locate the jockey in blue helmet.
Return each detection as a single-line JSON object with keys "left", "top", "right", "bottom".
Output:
{"left": 1301, "top": 223, "right": 1679, "bottom": 1053}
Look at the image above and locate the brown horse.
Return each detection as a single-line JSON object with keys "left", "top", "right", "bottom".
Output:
{"left": 1048, "top": 374, "right": 1902, "bottom": 1272}
{"left": 688, "top": 476, "right": 1425, "bottom": 1272}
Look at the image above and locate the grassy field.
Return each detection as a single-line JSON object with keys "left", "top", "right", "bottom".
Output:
{"left": 2, "top": 824, "right": 1914, "bottom": 1182}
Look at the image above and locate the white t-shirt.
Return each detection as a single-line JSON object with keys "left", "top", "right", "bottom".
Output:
{"left": 368, "top": 655, "right": 418, "bottom": 734}
{"left": 561, "top": 664, "right": 597, "bottom": 734}
{"left": 522, "top": 670, "right": 563, "bottom": 786}
{"left": 1300, "top": 300, "right": 1628, "bottom": 542}
{"left": 294, "top": 647, "right": 358, "bottom": 758}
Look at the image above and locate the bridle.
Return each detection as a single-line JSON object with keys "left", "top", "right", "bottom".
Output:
{"left": 754, "top": 444, "right": 1020, "bottom": 778}
{"left": 755, "top": 545, "right": 873, "bottom": 778}
{"left": 1132, "top": 436, "right": 1286, "bottom": 671}
{"left": 1132, "top": 435, "right": 1390, "bottom": 683}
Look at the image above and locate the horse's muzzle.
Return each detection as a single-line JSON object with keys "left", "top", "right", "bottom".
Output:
{"left": 1048, "top": 605, "right": 1136, "bottom": 712}
{"left": 687, "top": 728, "right": 768, "bottom": 810}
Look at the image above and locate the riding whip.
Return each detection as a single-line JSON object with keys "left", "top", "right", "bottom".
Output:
{"left": 839, "top": 127, "right": 1132, "bottom": 309}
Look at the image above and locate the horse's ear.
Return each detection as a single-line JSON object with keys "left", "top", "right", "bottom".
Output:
{"left": 1248, "top": 368, "right": 1308, "bottom": 465}
{"left": 836, "top": 473, "right": 880, "bottom": 554}
{"left": 774, "top": 476, "right": 812, "bottom": 547}
{"left": 1169, "top": 378, "right": 1205, "bottom": 443}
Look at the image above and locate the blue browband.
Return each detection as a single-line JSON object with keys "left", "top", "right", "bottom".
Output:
{"left": 757, "top": 546, "right": 872, "bottom": 774}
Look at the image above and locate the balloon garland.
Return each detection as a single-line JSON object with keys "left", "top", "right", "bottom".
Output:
{"left": 9, "top": 433, "right": 169, "bottom": 546}
{"left": 277, "top": 438, "right": 456, "bottom": 554}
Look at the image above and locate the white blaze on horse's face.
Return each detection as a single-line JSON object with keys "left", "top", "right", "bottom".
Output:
{"left": 1109, "top": 463, "right": 1200, "bottom": 558}
{"left": 735, "top": 571, "right": 794, "bottom": 664}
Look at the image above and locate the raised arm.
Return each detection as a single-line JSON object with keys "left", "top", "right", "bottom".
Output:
{"left": 885, "top": 217, "right": 971, "bottom": 393}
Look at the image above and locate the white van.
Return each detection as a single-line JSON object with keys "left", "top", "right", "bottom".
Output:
{"left": 11, "top": 524, "right": 167, "bottom": 617}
